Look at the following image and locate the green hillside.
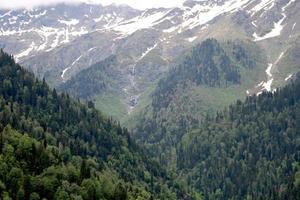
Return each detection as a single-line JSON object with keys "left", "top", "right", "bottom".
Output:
{"left": 0, "top": 50, "right": 188, "bottom": 200}
{"left": 175, "top": 74, "right": 300, "bottom": 199}
{"left": 131, "top": 39, "right": 267, "bottom": 168}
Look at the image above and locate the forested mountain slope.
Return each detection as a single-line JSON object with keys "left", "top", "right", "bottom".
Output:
{"left": 0, "top": 127, "right": 135, "bottom": 200}
{"left": 58, "top": 56, "right": 119, "bottom": 100}
{"left": 174, "top": 73, "right": 300, "bottom": 199}
{"left": 130, "top": 39, "right": 267, "bottom": 168}
{"left": 0, "top": 50, "right": 189, "bottom": 200}
{"left": 57, "top": 55, "right": 129, "bottom": 121}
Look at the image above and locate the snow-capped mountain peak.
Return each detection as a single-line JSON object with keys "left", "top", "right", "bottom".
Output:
{"left": 0, "top": 0, "right": 299, "bottom": 110}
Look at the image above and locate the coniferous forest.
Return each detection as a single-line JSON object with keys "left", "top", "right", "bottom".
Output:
{"left": 129, "top": 40, "right": 300, "bottom": 200}
{"left": 175, "top": 78, "right": 300, "bottom": 199}
{"left": 0, "top": 50, "right": 188, "bottom": 200}
{"left": 0, "top": 38, "right": 300, "bottom": 199}
{"left": 1, "top": 0, "right": 300, "bottom": 199}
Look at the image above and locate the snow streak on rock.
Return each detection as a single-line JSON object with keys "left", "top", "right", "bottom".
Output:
{"left": 285, "top": 74, "right": 293, "bottom": 81}
{"left": 260, "top": 52, "right": 284, "bottom": 92}
{"left": 61, "top": 47, "right": 97, "bottom": 81}
{"left": 251, "top": 0, "right": 275, "bottom": 16}
{"left": 0, "top": 6, "right": 127, "bottom": 61}
{"left": 251, "top": 21, "right": 258, "bottom": 28}
{"left": 138, "top": 43, "right": 158, "bottom": 62}
{"left": 292, "top": 23, "right": 297, "bottom": 31}
{"left": 262, "top": 63, "right": 274, "bottom": 92}
{"left": 186, "top": 36, "right": 198, "bottom": 42}
{"left": 15, "top": 41, "right": 37, "bottom": 62}
{"left": 111, "top": 10, "right": 172, "bottom": 35}
{"left": 180, "top": 0, "right": 250, "bottom": 30}
{"left": 253, "top": 0, "right": 295, "bottom": 41}
{"left": 58, "top": 19, "right": 80, "bottom": 26}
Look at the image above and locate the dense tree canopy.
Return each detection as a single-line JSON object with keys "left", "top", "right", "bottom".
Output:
{"left": 132, "top": 39, "right": 264, "bottom": 168}
{"left": 130, "top": 39, "right": 300, "bottom": 199}
{"left": 1, "top": 35, "right": 299, "bottom": 200}
{"left": 0, "top": 50, "right": 188, "bottom": 200}
{"left": 58, "top": 55, "right": 119, "bottom": 100}
{"left": 175, "top": 74, "right": 300, "bottom": 199}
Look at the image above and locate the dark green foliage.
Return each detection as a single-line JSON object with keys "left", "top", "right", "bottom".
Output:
{"left": 0, "top": 50, "right": 184, "bottom": 199}
{"left": 175, "top": 74, "right": 300, "bottom": 199}
{"left": 132, "top": 39, "right": 261, "bottom": 168}
{"left": 59, "top": 56, "right": 118, "bottom": 99}
{"left": 128, "top": 38, "right": 300, "bottom": 199}
{"left": 0, "top": 126, "right": 145, "bottom": 200}
{"left": 152, "top": 39, "right": 246, "bottom": 111}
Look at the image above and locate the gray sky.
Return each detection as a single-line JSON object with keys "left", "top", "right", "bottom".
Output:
{"left": 0, "top": 0, "right": 186, "bottom": 10}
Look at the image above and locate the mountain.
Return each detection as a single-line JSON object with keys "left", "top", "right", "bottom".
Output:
{"left": 1, "top": 0, "right": 299, "bottom": 116}
{"left": 173, "top": 73, "right": 300, "bottom": 199}
{"left": 0, "top": 50, "right": 189, "bottom": 199}
{"left": 129, "top": 38, "right": 267, "bottom": 167}
{"left": 1, "top": 1, "right": 300, "bottom": 199}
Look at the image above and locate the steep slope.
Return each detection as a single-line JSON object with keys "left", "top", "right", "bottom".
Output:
{"left": 0, "top": 50, "right": 188, "bottom": 199}
{"left": 1, "top": 0, "right": 299, "bottom": 114}
{"left": 0, "top": 3, "right": 139, "bottom": 63}
{"left": 58, "top": 56, "right": 119, "bottom": 100}
{"left": 174, "top": 73, "right": 300, "bottom": 199}
{"left": 130, "top": 39, "right": 267, "bottom": 167}
{"left": 58, "top": 55, "right": 129, "bottom": 120}
{"left": 0, "top": 127, "right": 138, "bottom": 199}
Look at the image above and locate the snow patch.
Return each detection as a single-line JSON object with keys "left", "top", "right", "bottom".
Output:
{"left": 163, "top": 25, "right": 180, "bottom": 33}
{"left": 9, "top": 16, "right": 18, "bottom": 25}
{"left": 61, "top": 67, "right": 71, "bottom": 80}
{"left": 15, "top": 41, "right": 37, "bottom": 62}
{"left": 285, "top": 74, "right": 293, "bottom": 81}
{"left": 61, "top": 47, "right": 97, "bottom": 80}
{"left": 58, "top": 19, "right": 80, "bottom": 26}
{"left": 253, "top": 15, "right": 285, "bottom": 41}
{"left": 251, "top": 0, "right": 275, "bottom": 16}
{"left": 71, "top": 55, "right": 83, "bottom": 66}
{"left": 180, "top": 0, "right": 250, "bottom": 30}
{"left": 1, "top": 23, "right": 88, "bottom": 56}
{"left": 253, "top": 0, "right": 295, "bottom": 41}
{"left": 256, "top": 81, "right": 264, "bottom": 88}
{"left": 251, "top": 21, "right": 258, "bottom": 28}
{"left": 265, "top": 63, "right": 273, "bottom": 77}
{"left": 112, "top": 10, "right": 171, "bottom": 35}
{"left": 137, "top": 43, "right": 158, "bottom": 61}
{"left": 186, "top": 36, "right": 197, "bottom": 42}
{"left": 61, "top": 55, "right": 83, "bottom": 80}
{"left": 26, "top": 10, "right": 47, "bottom": 19}
{"left": 292, "top": 23, "right": 296, "bottom": 31}
{"left": 259, "top": 52, "right": 284, "bottom": 92}
{"left": 33, "top": 10, "right": 47, "bottom": 18}
{"left": 262, "top": 78, "right": 273, "bottom": 92}
{"left": 88, "top": 47, "right": 97, "bottom": 52}
{"left": 94, "top": 16, "right": 103, "bottom": 22}
{"left": 0, "top": 11, "right": 12, "bottom": 18}
{"left": 275, "top": 52, "right": 284, "bottom": 65}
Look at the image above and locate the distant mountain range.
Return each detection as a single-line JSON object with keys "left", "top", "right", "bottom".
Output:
{"left": 0, "top": 0, "right": 299, "bottom": 116}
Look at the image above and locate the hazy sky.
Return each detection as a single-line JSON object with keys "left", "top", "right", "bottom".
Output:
{"left": 0, "top": 0, "right": 186, "bottom": 10}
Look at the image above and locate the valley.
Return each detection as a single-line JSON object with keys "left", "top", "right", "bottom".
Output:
{"left": 0, "top": 0, "right": 300, "bottom": 199}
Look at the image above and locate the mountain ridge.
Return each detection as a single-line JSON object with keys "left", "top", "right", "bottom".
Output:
{"left": 1, "top": 0, "right": 299, "bottom": 115}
